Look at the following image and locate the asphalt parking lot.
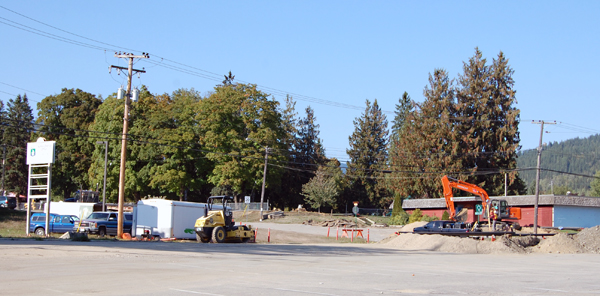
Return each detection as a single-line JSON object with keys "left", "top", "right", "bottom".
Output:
{"left": 1, "top": 238, "right": 599, "bottom": 295}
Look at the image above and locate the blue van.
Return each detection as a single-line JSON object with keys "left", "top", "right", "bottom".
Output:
{"left": 29, "top": 213, "right": 80, "bottom": 236}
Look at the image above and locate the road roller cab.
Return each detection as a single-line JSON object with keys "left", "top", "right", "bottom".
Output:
{"left": 194, "top": 195, "right": 253, "bottom": 243}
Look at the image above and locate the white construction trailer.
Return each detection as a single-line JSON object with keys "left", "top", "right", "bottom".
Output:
{"left": 44, "top": 201, "right": 96, "bottom": 219}
{"left": 136, "top": 199, "right": 217, "bottom": 239}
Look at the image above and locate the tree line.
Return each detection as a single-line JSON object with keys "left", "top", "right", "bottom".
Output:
{"left": 517, "top": 134, "right": 600, "bottom": 196}
{"left": 1, "top": 48, "right": 528, "bottom": 213}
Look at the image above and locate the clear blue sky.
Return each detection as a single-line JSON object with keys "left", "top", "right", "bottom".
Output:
{"left": 1, "top": 1, "right": 599, "bottom": 162}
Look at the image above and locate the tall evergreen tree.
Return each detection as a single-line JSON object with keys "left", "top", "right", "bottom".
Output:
{"left": 270, "top": 96, "right": 301, "bottom": 209}
{"left": 35, "top": 88, "right": 102, "bottom": 200}
{"left": 296, "top": 106, "right": 326, "bottom": 166}
{"left": 4, "top": 94, "right": 34, "bottom": 202}
{"left": 390, "top": 92, "right": 413, "bottom": 142}
{"left": 456, "top": 48, "right": 525, "bottom": 195}
{"left": 0, "top": 101, "right": 5, "bottom": 195}
{"left": 387, "top": 92, "right": 413, "bottom": 207}
{"left": 346, "top": 99, "right": 389, "bottom": 207}
{"left": 284, "top": 106, "right": 326, "bottom": 209}
{"left": 391, "top": 69, "right": 458, "bottom": 199}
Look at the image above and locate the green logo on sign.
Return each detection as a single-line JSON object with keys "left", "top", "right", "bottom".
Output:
{"left": 475, "top": 204, "right": 483, "bottom": 215}
{"left": 184, "top": 228, "right": 194, "bottom": 234}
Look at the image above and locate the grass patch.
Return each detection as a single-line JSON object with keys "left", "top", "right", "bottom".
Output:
{"left": 0, "top": 208, "right": 27, "bottom": 238}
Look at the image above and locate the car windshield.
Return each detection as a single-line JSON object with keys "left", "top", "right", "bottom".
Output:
{"left": 86, "top": 213, "right": 109, "bottom": 220}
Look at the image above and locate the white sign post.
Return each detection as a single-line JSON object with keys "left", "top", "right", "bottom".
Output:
{"left": 25, "top": 138, "right": 55, "bottom": 236}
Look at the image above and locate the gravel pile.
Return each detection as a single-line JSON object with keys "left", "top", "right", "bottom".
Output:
{"left": 302, "top": 219, "right": 365, "bottom": 228}
{"left": 575, "top": 225, "right": 600, "bottom": 253}
{"left": 383, "top": 222, "right": 600, "bottom": 254}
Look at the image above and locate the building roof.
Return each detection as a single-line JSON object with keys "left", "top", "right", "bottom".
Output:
{"left": 402, "top": 195, "right": 600, "bottom": 209}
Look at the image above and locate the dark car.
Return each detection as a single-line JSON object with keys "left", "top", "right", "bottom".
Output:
{"left": 29, "top": 213, "right": 80, "bottom": 236}
{"left": 413, "top": 220, "right": 471, "bottom": 233}
{"left": 0, "top": 196, "right": 16, "bottom": 209}
{"left": 75, "top": 212, "right": 133, "bottom": 236}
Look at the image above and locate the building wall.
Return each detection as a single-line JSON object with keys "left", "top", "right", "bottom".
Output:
{"left": 406, "top": 209, "right": 447, "bottom": 220}
{"left": 554, "top": 205, "right": 600, "bottom": 228}
{"left": 408, "top": 205, "right": 554, "bottom": 227}
{"left": 517, "top": 206, "right": 553, "bottom": 227}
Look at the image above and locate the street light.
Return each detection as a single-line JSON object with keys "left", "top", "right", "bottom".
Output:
{"left": 96, "top": 141, "right": 108, "bottom": 212}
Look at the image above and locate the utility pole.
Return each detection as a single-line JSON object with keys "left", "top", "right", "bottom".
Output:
{"left": 532, "top": 120, "right": 556, "bottom": 235}
{"left": 1, "top": 145, "right": 5, "bottom": 196}
{"left": 259, "top": 146, "right": 269, "bottom": 222}
{"left": 111, "top": 52, "right": 148, "bottom": 238}
{"left": 96, "top": 141, "right": 108, "bottom": 212}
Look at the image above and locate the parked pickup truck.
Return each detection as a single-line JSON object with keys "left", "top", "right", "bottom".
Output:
{"left": 75, "top": 212, "right": 133, "bottom": 236}
{"left": 413, "top": 220, "right": 471, "bottom": 233}
{"left": 30, "top": 213, "right": 80, "bottom": 236}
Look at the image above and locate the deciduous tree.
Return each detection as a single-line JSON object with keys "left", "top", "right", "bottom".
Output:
{"left": 196, "top": 83, "right": 286, "bottom": 200}
{"left": 35, "top": 88, "right": 102, "bottom": 200}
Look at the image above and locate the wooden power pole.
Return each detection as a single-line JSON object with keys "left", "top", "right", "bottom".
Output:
{"left": 110, "top": 52, "right": 148, "bottom": 238}
{"left": 532, "top": 120, "right": 556, "bottom": 235}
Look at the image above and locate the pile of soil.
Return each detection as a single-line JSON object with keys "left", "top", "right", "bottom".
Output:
{"left": 303, "top": 219, "right": 366, "bottom": 228}
{"left": 383, "top": 222, "right": 600, "bottom": 254}
{"left": 532, "top": 225, "right": 600, "bottom": 254}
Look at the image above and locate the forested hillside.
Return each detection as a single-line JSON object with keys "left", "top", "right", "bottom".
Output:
{"left": 517, "top": 134, "right": 600, "bottom": 196}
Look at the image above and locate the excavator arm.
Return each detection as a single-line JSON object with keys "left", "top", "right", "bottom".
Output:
{"left": 441, "top": 175, "right": 490, "bottom": 221}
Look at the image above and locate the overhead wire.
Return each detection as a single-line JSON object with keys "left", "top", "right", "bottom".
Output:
{"left": 3, "top": 7, "right": 600, "bottom": 182}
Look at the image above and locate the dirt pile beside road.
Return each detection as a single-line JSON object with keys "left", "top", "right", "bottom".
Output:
{"left": 532, "top": 225, "right": 600, "bottom": 254}
{"left": 384, "top": 233, "right": 526, "bottom": 254}
{"left": 302, "top": 219, "right": 367, "bottom": 228}
{"left": 575, "top": 225, "right": 600, "bottom": 253}
{"left": 383, "top": 222, "right": 600, "bottom": 254}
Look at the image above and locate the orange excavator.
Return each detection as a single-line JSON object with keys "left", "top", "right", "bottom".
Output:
{"left": 441, "top": 175, "right": 521, "bottom": 230}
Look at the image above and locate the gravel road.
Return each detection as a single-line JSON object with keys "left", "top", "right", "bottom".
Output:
{"left": 250, "top": 221, "right": 398, "bottom": 242}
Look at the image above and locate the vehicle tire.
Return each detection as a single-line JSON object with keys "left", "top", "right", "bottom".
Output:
{"left": 212, "top": 226, "right": 226, "bottom": 243}
{"left": 98, "top": 227, "right": 106, "bottom": 237}
{"left": 34, "top": 227, "right": 45, "bottom": 236}
{"left": 196, "top": 233, "right": 210, "bottom": 243}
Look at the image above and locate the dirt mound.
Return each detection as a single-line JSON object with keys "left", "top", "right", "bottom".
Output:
{"left": 303, "top": 219, "right": 365, "bottom": 228}
{"left": 575, "top": 225, "right": 600, "bottom": 253}
{"left": 383, "top": 225, "right": 600, "bottom": 254}
{"left": 384, "top": 233, "right": 526, "bottom": 254}
{"left": 532, "top": 233, "right": 581, "bottom": 254}
{"left": 531, "top": 226, "right": 600, "bottom": 254}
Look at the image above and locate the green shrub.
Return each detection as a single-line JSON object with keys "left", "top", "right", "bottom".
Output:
{"left": 389, "top": 210, "right": 409, "bottom": 225}
{"left": 408, "top": 209, "right": 423, "bottom": 223}
{"left": 441, "top": 211, "right": 450, "bottom": 220}
{"left": 420, "top": 214, "right": 439, "bottom": 222}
